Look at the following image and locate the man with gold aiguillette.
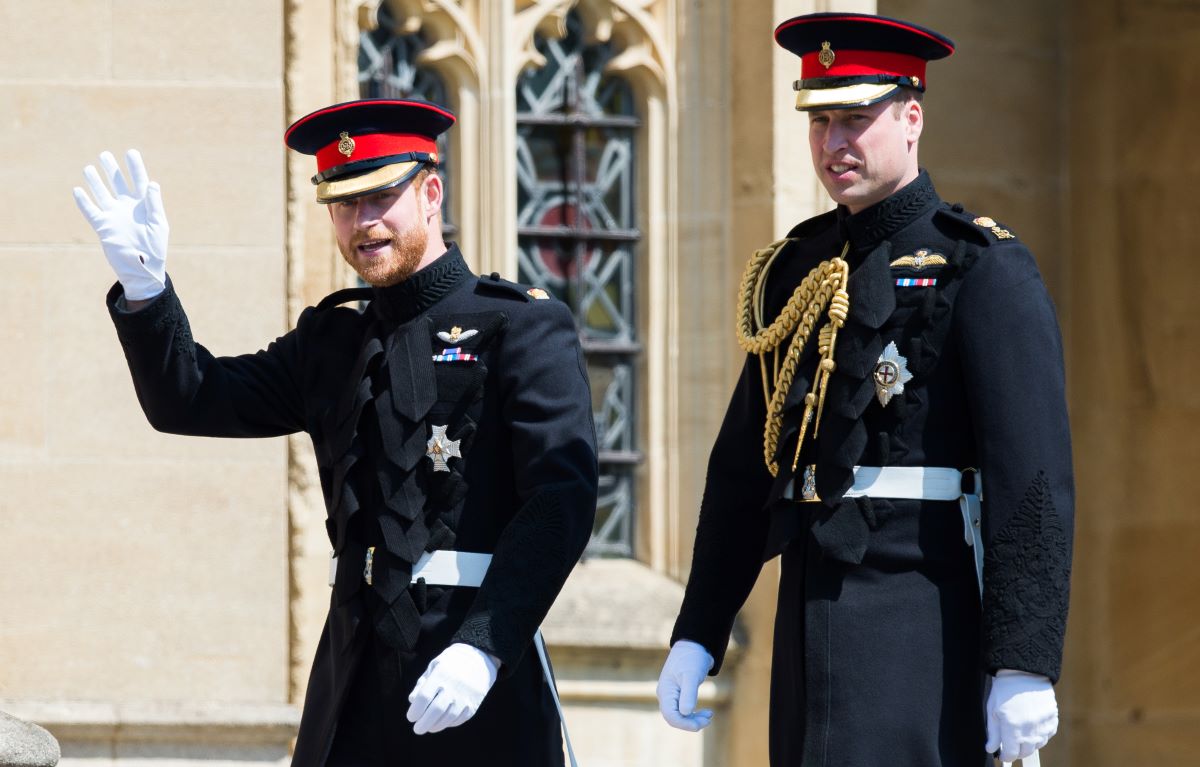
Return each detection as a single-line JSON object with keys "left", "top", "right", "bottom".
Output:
{"left": 656, "top": 13, "right": 1073, "bottom": 767}
{"left": 73, "top": 99, "right": 597, "bottom": 766}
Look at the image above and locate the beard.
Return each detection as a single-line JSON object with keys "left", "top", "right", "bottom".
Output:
{"left": 341, "top": 217, "right": 430, "bottom": 287}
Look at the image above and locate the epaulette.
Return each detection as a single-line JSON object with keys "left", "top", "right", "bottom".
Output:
{"left": 784, "top": 208, "right": 839, "bottom": 240}
{"left": 474, "top": 272, "right": 548, "bottom": 303}
{"left": 935, "top": 204, "right": 1020, "bottom": 246}
{"left": 314, "top": 286, "right": 374, "bottom": 311}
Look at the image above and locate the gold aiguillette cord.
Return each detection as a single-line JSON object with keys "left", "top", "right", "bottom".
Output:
{"left": 735, "top": 241, "right": 850, "bottom": 477}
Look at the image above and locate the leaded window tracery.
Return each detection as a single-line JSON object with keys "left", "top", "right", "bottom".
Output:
{"left": 516, "top": 10, "right": 643, "bottom": 557}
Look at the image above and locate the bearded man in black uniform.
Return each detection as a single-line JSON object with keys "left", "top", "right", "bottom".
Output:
{"left": 656, "top": 13, "right": 1073, "bottom": 767}
{"left": 73, "top": 99, "right": 597, "bottom": 767}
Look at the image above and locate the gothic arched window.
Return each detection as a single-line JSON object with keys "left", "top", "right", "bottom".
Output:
{"left": 516, "top": 10, "right": 642, "bottom": 557}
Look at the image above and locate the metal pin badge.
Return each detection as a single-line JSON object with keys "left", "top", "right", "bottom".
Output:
{"left": 426, "top": 425, "right": 462, "bottom": 472}
{"left": 873, "top": 341, "right": 913, "bottom": 407}
{"left": 889, "top": 248, "right": 946, "bottom": 271}
{"left": 801, "top": 465, "right": 818, "bottom": 501}
{"left": 363, "top": 546, "right": 375, "bottom": 585}
{"left": 437, "top": 326, "right": 478, "bottom": 344}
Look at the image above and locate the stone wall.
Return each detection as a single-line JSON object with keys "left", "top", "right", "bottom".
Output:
{"left": 0, "top": 0, "right": 296, "bottom": 759}
{"left": 1063, "top": 1, "right": 1200, "bottom": 763}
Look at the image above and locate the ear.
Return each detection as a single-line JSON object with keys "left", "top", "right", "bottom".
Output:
{"left": 904, "top": 99, "right": 924, "bottom": 145}
{"left": 420, "top": 172, "right": 444, "bottom": 222}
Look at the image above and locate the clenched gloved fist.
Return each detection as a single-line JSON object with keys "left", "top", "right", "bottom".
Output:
{"left": 986, "top": 669, "right": 1058, "bottom": 763}
{"left": 656, "top": 639, "right": 715, "bottom": 732}
{"left": 73, "top": 149, "right": 169, "bottom": 301}
{"left": 407, "top": 642, "right": 500, "bottom": 735}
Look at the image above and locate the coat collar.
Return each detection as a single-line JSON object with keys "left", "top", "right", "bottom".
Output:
{"left": 371, "top": 244, "right": 471, "bottom": 324}
{"left": 836, "top": 170, "right": 939, "bottom": 252}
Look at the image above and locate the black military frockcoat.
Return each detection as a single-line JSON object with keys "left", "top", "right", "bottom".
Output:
{"left": 107, "top": 246, "right": 598, "bottom": 766}
{"left": 672, "top": 172, "right": 1074, "bottom": 767}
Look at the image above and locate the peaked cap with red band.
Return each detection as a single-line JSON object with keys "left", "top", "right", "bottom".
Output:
{"left": 774, "top": 13, "right": 954, "bottom": 111}
{"left": 285, "top": 98, "right": 456, "bottom": 203}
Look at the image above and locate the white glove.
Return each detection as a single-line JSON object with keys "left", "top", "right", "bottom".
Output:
{"left": 986, "top": 669, "right": 1058, "bottom": 763}
{"left": 656, "top": 639, "right": 715, "bottom": 731}
{"left": 406, "top": 642, "right": 500, "bottom": 735}
{"left": 73, "top": 149, "right": 169, "bottom": 301}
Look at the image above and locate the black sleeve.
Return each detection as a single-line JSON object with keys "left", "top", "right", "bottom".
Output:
{"left": 956, "top": 245, "right": 1075, "bottom": 682}
{"left": 107, "top": 278, "right": 306, "bottom": 438}
{"left": 670, "top": 355, "right": 776, "bottom": 673}
{"left": 451, "top": 299, "right": 599, "bottom": 671}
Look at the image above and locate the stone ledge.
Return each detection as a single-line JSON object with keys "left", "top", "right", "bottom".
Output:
{"left": 0, "top": 700, "right": 299, "bottom": 746}
{"left": 0, "top": 709, "right": 59, "bottom": 767}
{"left": 556, "top": 678, "right": 730, "bottom": 706}
{"left": 543, "top": 557, "right": 741, "bottom": 661}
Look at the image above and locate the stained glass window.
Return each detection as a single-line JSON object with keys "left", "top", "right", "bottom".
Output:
{"left": 358, "top": 4, "right": 455, "bottom": 237}
{"left": 517, "top": 11, "right": 642, "bottom": 557}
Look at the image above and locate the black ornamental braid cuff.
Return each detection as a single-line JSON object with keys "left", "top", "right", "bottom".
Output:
{"left": 982, "top": 471, "right": 1072, "bottom": 682}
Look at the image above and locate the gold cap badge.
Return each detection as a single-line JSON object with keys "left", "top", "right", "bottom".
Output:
{"left": 527, "top": 288, "right": 550, "bottom": 300}
{"left": 337, "top": 131, "right": 355, "bottom": 158}
{"left": 818, "top": 41, "right": 836, "bottom": 69}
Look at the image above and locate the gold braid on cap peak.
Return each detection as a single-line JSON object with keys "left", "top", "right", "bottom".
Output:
{"left": 735, "top": 239, "right": 850, "bottom": 477}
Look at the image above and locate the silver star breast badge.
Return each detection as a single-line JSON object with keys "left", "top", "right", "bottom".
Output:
{"left": 873, "top": 341, "right": 913, "bottom": 407}
{"left": 426, "top": 425, "right": 462, "bottom": 472}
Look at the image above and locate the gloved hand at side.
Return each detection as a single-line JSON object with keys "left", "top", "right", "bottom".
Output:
{"left": 73, "top": 149, "right": 169, "bottom": 301}
{"left": 407, "top": 642, "right": 500, "bottom": 735}
{"left": 986, "top": 668, "right": 1058, "bottom": 763}
{"left": 656, "top": 639, "right": 715, "bottom": 732}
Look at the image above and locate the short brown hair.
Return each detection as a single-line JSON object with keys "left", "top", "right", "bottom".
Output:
{"left": 890, "top": 86, "right": 924, "bottom": 117}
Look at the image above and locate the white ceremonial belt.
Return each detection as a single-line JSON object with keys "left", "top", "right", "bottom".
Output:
{"left": 786, "top": 465, "right": 985, "bottom": 598}
{"left": 325, "top": 549, "right": 492, "bottom": 588}
{"left": 410, "top": 550, "right": 492, "bottom": 587}
{"left": 783, "top": 465, "right": 975, "bottom": 502}
{"left": 843, "top": 465, "right": 967, "bottom": 501}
